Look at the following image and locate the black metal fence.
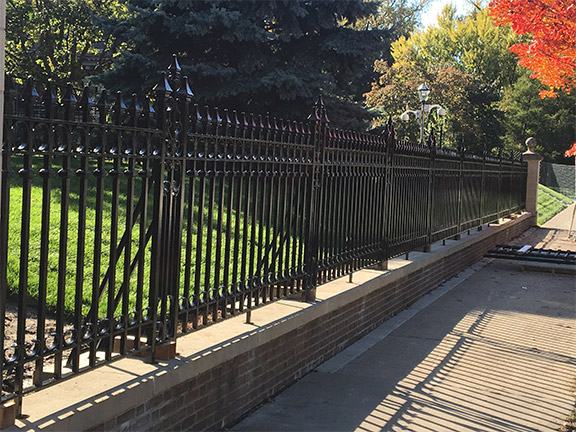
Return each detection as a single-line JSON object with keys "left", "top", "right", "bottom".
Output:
{"left": 0, "top": 63, "right": 527, "bottom": 411}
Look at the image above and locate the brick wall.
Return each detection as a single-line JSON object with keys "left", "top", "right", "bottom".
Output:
{"left": 86, "top": 216, "right": 530, "bottom": 432}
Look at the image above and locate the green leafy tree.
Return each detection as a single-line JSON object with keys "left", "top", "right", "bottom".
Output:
{"left": 393, "top": 4, "right": 520, "bottom": 88}
{"left": 5, "top": 0, "right": 125, "bottom": 85}
{"left": 365, "top": 59, "right": 485, "bottom": 149}
{"left": 499, "top": 70, "right": 576, "bottom": 161}
{"left": 366, "top": 5, "right": 521, "bottom": 151}
{"left": 99, "top": 0, "right": 387, "bottom": 128}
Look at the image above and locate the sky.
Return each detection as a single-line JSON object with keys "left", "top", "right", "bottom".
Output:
{"left": 419, "top": 0, "right": 475, "bottom": 28}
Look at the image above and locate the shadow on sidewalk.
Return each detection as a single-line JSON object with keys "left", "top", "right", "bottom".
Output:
{"left": 352, "top": 266, "right": 575, "bottom": 431}
{"left": 234, "top": 258, "right": 576, "bottom": 432}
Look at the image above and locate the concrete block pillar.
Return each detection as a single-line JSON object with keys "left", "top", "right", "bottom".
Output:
{"left": 522, "top": 137, "right": 543, "bottom": 226}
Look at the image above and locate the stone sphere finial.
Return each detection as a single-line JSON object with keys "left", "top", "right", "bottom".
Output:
{"left": 525, "top": 137, "right": 537, "bottom": 153}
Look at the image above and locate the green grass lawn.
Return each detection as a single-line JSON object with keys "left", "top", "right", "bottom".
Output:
{"left": 8, "top": 171, "right": 564, "bottom": 320}
{"left": 542, "top": 184, "right": 574, "bottom": 203}
{"left": 5, "top": 163, "right": 294, "bottom": 320}
{"left": 537, "top": 184, "right": 573, "bottom": 225}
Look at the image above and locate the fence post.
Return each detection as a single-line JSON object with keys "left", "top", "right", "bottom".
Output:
{"left": 170, "top": 74, "right": 193, "bottom": 335}
{"left": 0, "top": 77, "right": 14, "bottom": 424}
{"left": 522, "top": 137, "right": 542, "bottom": 226}
{"left": 148, "top": 65, "right": 182, "bottom": 360}
{"left": 146, "top": 73, "right": 172, "bottom": 362}
{"left": 302, "top": 96, "right": 327, "bottom": 301}
{"left": 423, "top": 133, "right": 436, "bottom": 252}
{"left": 478, "top": 147, "right": 485, "bottom": 230}
{"left": 381, "top": 117, "right": 395, "bottom": 267}
{"left": 454, "top": 146, "right": 464, "bottom": 240}
{"left": 497, "top": 147, "right": 503, "bottom": 221}
{"left": 167, "top": 56, "right": 181, "bottom": 327}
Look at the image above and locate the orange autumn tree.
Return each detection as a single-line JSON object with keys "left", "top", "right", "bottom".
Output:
{"left": 489, "top": 0, "right": 576, "bottom": 98}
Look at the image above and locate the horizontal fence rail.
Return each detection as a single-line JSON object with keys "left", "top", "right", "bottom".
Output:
{"left": 0, "top": 63, "right": 527, "bottom": 411}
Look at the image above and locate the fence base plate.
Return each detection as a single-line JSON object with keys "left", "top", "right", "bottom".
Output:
{"left": 303, "top": 289, "right": 316, "bottom": 302}
{"left": 154, "top": 342, "right": 177, "bottom": 360}
{"left": 33, "top": 370, "right": 56, "bottom": 386}
{"left": 0, "top": 401, "right": 18, "bottom": 429}
{"left": 113, "top": 336, "right": 148, "bottom": 353}
{"left": 377, "top": 260, "right": 388, "bottom": 270}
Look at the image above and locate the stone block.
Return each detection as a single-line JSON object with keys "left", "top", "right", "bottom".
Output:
{"left": 0, "top": 401, "right": 17, "bottom": 429}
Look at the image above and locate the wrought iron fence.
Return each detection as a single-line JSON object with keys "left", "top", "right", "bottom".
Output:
{"left": 0, "top": 62, "right": 527, "bottom": 412}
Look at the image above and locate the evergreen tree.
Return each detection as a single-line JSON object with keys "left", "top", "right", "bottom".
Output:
{"left": 352, "top": 0, "right": 432, "bottom": 106}
{"left": 99, "top": 0, "right": 387, "bottom": 128}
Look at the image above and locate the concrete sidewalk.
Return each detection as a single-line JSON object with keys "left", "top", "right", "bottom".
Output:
{"left": 542, "top": 202, "right": 575, "bottom": 231}
{"left": 233, "top": 211, "right": 576, "bottom": 432}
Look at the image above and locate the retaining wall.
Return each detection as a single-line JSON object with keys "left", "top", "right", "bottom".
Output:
{"left": 9, "top": 213, "right": 531, "bottom": 432}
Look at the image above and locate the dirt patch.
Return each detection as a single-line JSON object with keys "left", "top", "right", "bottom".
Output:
{"left": 3, "top": 301, "right": 57, "bottom": 393}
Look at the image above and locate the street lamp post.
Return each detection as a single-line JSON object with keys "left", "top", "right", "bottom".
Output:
{"left": 417, "top": 83, "right": 430, "bottom": 145}
{"left": 401, "top": 83, "right": 445, "bottom": 146}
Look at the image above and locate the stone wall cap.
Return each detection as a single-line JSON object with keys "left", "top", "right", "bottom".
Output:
{"left": 522, "top": 151, "right": 543, "bottom": 161}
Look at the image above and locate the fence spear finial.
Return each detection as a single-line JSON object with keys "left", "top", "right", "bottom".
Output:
{"left": 79, "top": 86, "right": 94, "bottom": 123}
{"left": 62, "top": 82, "right": 78, "bottom": 120}
{"left": 168, "top": 54, "right": 182, "bottom": 89}
{"left": 153, "top": 72, "right": 173, "bottom": 94}
{"left": 96, "top": 89, "right": 109, "bottom": 123}
{"left": 176, "top": 76, "right": 194, "bottom": 101}
{"left": 168, "top": 54, "right": 182, "bottom": 75}
{"left": 111, "top": 91, "right": 126, "bottom": 126}
{"left": 23, "top": 76, "right": 39, "bottom": 117}
{"left": 307, "top": 95, "right": 322, "bottom": 122}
